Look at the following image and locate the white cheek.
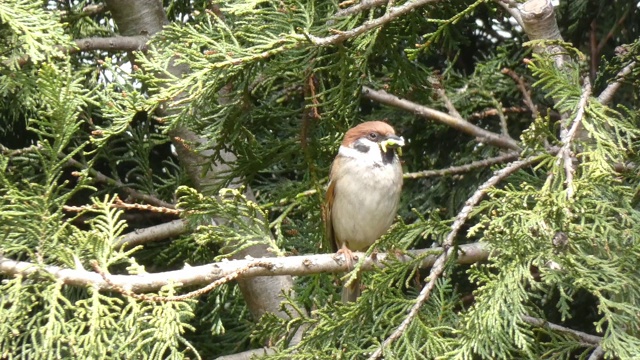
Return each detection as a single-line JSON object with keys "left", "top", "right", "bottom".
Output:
{"left": 338, "top": 140, "right": 384, "bottom": 165}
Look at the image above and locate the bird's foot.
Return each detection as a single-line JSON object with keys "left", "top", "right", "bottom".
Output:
{"left": 336, "top": 246, "right": 356, "bottom": 270}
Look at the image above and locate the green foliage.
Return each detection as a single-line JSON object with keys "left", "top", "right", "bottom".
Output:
{"left": 1, "top": 0, "right": 639, "bottom": 359}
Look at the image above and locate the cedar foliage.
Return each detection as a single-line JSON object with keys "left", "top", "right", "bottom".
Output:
{"left": 1, "top": 0, "right": 639, "bottom": 359}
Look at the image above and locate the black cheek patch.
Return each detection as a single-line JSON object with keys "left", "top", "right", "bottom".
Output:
{"left": 354, "top": 142, "right": 370, "bottom": 153}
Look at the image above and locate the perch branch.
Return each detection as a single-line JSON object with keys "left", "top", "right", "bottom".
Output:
{"left": 0, "top": 243, "right": 489, "bottom": 293}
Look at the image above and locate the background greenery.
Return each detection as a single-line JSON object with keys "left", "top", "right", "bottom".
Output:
{"left": 1, "top": 0, "right": 639, "bottom": 359}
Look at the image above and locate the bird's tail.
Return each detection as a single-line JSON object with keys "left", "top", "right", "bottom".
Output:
{"left": 341, "top": 276, "right": 361, "bottom": 302}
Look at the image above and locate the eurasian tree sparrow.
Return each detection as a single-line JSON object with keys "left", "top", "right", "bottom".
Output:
{"left": 324, "top": 121, "right": 404, "bottom": 302}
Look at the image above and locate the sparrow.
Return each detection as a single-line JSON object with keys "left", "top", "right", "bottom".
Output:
{"left": 323, "top": 121, "right": 404, "bottom": 302}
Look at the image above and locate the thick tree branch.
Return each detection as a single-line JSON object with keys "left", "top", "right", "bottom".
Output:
{"left": 70, "top": 36, "right": 149, "bottom": 54}
{"left": 362, "top": 86, "right": 521, "bottom": 151}
{"left": 369, "top": 155, "right": 540, "bottom": 359}
{"left": 0, "top": 243, "right": 489, "bottom": 293}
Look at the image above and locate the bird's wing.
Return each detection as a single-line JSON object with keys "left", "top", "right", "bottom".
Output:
{"left": 323, "top": 179, "right": 338, "bottom": 252}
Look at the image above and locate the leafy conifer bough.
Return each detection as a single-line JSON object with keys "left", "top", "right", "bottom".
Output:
{"left": 0, "top": 242, "right": 489, "bottom": 293}
{"left": 368, "top": 155, "right": 541, "bottom": 360}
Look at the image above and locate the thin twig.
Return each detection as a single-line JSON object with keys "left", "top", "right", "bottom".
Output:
{"left": 60, "top": 3, "right": 108, "bottom": 19}
{"left": 14, "top": 35, "right": 149, "bottom": 67}
{"left": 434, "top": 83, "right": 464, "bottom": 120}
{"left": 362, "top": 86, "right": 521, "bottom": 151}
{"left": 596, "top": 8, "right": 629, "bottom": 54}
{"left": 335, "top": 0, "right": 387, "bottom": 17}
{"left": 307, "top": 0, "right": 440, "bottom": 46}
{"left": 468, "top": 106, "right": 530, "bottom": 121}
{"left": 555, "top": 78, "right": 591, "bottom": 200}
{"left": 63, "top": 196, "right": 180, "bottom": 215}
{"left": 521, "top": 315, "right": 602, "bottom": 345}
{"left": 501, "top": 68, "right": 539, "bottom": 118}
{"left": 66, "top": 158, "right": 175, "bottom": 209}
{"left": 368, "top": 155, "right": 539, "bottom": 359}
{"left": 597, "top": 61, "right": 636, "bottom": 105}
{"left": 404, "top": 152, "right": 520, "bottom": 179}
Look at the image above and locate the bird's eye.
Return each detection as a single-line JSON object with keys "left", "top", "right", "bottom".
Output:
{"left": 368, "top": 132, "right": 378, "bottom": 140}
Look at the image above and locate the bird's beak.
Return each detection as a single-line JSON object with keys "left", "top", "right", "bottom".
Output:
{"left": 379, "top": 135, "right": 405, "bottom": 156}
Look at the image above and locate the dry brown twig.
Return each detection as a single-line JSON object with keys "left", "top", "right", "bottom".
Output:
{"left": 468, "top": 106, "right": 530, "bottom": 121}
{"left": 501, "top": 67, "right": 539, "bottom": 118}
{"left": 63, "top": 196, "right": 179, "bottom": 215}
{"left": 66, "top": 158, "right": 175, "bottom": 209}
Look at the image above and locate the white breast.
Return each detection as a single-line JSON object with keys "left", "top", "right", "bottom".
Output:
{"left": 330, "top": 146, "right": 403, "bottom": 251}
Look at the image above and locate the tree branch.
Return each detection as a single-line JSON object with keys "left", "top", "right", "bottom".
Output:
{"left": 554, "top": 77, "right": 591, "bottom": 199}
{"left": 362, "top": 86, "right": 521, "bottom": 151}
{"left": 404, "top": 152, "right": 520, "bottom": 179}
{"left": 307, "top": 0, "right": 440, "bottom": 46}
{"left": 334, "top": 0, "right": 387, "bottom": 18}
{"left": 521, "top": 315, "right": 602, "bottom": 345}
{"left": 66, "top": 158, "right": 175, "bottom": 209}
{"left": 369, "top": 155, "right": 540, "bottom": 359}
{"left": 15, "top": 36, "right": 149, "bottom": 67}
{"left": 501, "top": 67, "right": 539, "bottom": 118}
{"left": 597, "top": 61, "right": 636, "bottom": 105}
{"left": 70, "top": 36, "right": 149, "bottom": 54}
{"left": 115, "top": 219, "right": 188, "bottom": 249}
{"left": 0, "top": 242, "right": 489, "bottom": 293}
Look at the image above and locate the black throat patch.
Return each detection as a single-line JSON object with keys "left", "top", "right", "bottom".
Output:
{"left": 381, "top": 148, "right": 395, "bottom": 165}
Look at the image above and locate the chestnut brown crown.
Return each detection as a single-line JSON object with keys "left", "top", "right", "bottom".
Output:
{"left": 341, "top": 121, "right": 398, "bottom": 147}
